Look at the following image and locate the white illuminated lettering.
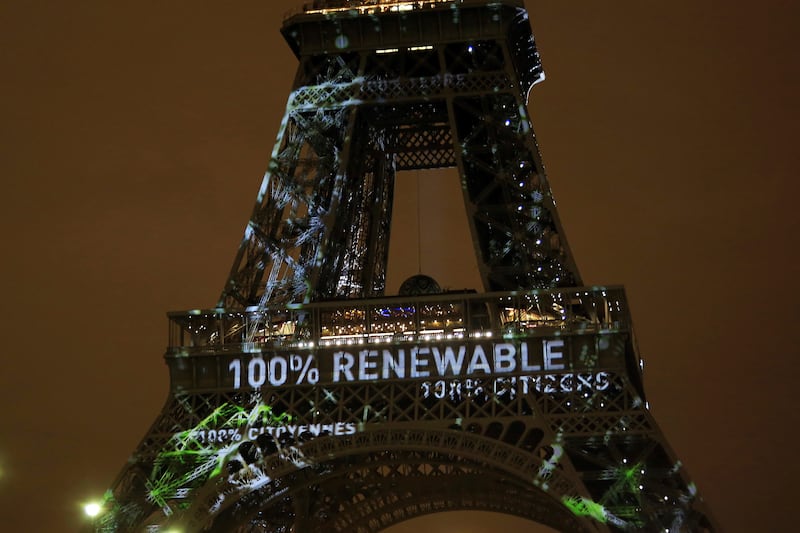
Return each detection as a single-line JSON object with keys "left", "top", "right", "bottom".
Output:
{"left": 543, "top": 339, "right": 565, "bottom": 370}
{"left": 520, "top": 375, "right": 533, "bottom": 394}
{"left": 560, "top": 374, "right": 573, "bottom": 392}
{"left": 493, "top": 343, "right": 516, "bottom": 373}
{"left": 576, "top": 373, "right": 594, "bottom": 391}
{"left": 493, "top": 377, "right": 516, "bottom": 399}
{"left": 519, "top": 342, "right": 542, "bottom": 372}
{"left": 595, "top": 371, "right": 611, "bottom": 391}
{"left": 382, "top": 348, "right": 405, "bottom": 379}
{"left": 410, "top": 347, "right": 430, "bottom": 377}
{"left": 250, "top": 357, "right": 268, "bottom": 387}
{"left": 333, "top": 351, "right": 355, "bottom": 382}
{"left": 467, "top": 345, "right": 491, "bottom": 374}
{"left": 520, "top": 342, "right": 542, "bottom": 371}
{"left": 432, "top": 345, "right": 465, "bottom": 375}
{"left": 543, "top": 374, "right": 557, "bottom": 393}
{"left": 421, "top": 381, "right": 431, "bottom": 397}
{"left": 359, "top": 349, "right": 379, "bottom": 380}
{"left": 229, "top": 359, "right": 242, "bottom": 388}
{"left": 434, "top": 380, "right": 446, "bottom": 399}
{"left": 268, "top": 356, "right": 287, "bottom": 386}
{"left": 194, "top": 421, "right": 365, "bottom": 448}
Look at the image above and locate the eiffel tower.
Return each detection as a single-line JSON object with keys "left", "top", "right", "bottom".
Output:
{"left": 95, "top": 1, "right": 718, "bottom": 531}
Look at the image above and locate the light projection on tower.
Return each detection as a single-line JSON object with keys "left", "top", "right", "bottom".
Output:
{"left": 92, "top": 1, "right": 718, "bottom": 532}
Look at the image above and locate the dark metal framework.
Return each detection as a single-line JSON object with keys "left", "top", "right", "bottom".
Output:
{"left": 97, "top": 1, "right": 718, "bottom": 532}
{"left": 219, "top": 0, "right": 579, "bottom": 310}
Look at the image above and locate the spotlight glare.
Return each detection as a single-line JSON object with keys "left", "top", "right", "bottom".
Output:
{"left": 84, "top": 502, "right": 102, "bottom": 518}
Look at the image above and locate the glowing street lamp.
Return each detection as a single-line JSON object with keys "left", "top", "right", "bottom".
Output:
{"left": 83, "top": 501, "right": 102, "bottom": 518}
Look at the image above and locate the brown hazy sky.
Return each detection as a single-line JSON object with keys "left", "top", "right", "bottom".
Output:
{"left": 1, "top": 1, "right": 798, "bottom": 531}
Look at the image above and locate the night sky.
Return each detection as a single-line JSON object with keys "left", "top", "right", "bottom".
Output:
{"left": 1, "top": 1, "right": 798, "bottom": 531}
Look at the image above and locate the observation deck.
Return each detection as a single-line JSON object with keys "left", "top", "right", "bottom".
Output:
{"left": 165, "top": 287, "right": 644, "bottom": 400}
{"left": 169, "top": 286, "right": 629, "bottom": 353}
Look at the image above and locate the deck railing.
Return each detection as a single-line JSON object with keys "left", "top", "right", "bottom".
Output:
{"left": 167, "top": 286, "right": 630, "bottom": 354}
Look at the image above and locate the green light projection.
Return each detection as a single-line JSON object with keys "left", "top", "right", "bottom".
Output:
{"left": 93, "top": 395, "right": 298, "bottom": 529}
{"left": 562, "top": 495, "right": 608, "bottom": 523}
{"left": 149, "top": 397, "right": 294, "bottom": 508}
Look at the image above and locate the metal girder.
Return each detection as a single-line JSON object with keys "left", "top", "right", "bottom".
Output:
{"left": 221, "top": 455, "right": 591, "bottom": 533}
{"left": 183, "top": 428, "right": 594, "bottom": 532}
{"left": 218, "top": 3, "right": 577, "bottom": 309}
{"left": 100, "top": 312, "right": 714, "bottom": 531}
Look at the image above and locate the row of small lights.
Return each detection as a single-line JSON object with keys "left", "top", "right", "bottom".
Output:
{"left": 306, "top": 1, "right": 455, "bottom": 16}
{"left": 180, "top": 291, "right": 617, "bottom": 323}
{"left": 313, "top": 329, "right": 489, "bottom": 347}
{"left": 176, "top": 290, "right": 624, "bottom": 346}
{"left": 180, "top": 315, "right": 621, "bottom": 348}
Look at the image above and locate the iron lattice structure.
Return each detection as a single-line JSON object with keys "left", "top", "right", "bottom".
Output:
{"left": 97, "top": 1, "right": 718, "bottom": 532}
